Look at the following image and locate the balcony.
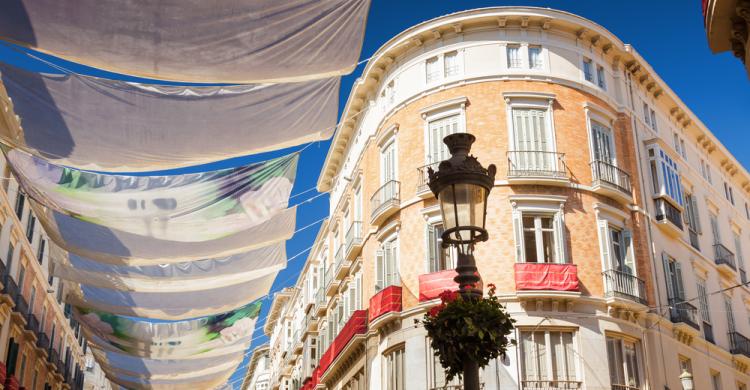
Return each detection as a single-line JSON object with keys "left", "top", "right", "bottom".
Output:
{"left": 590, "top": 160, "right": 633, "bottom": 204}
{"left": 507, "top": 151, "right": 568, "bottom": 186}
{"left": 333, "top": 245, "right": 350, "bottom": 280}
{"left": 370, "top": 180, "right": 400, "bottom": 225}
{"left": 318, "top": 310, "right": 368, "bottom": 380}
{"left": 521, "top": 380, "right": 582, "bottom": 389}
{"left": 25, "top": 312, "right": 40, "bottom": 334}
{"left": 369, "top": 286, "right": 402, "bottom": 328}
{"left": 419, "top": 269, "right": 459, "bottom": 302}
{"left": 345, "top": 221, "right": 364, "bottom": 260}
{"left": 514, "top": 263, "right": 580, "bottom": 293}
{"left": 654, "top": 198, "right": 683, "bottom": 236}
{"left": 668, "top": 299, "right": 700, "bottom": 331}
{"left": 324, "top": 266, "right": 339, "bottom": 297}
{"left": 714, "top": 243, "right": 736, "bottom": 276}
{"left": 293, "top": 329, "right": 303, "bottom": 355}
{"left": 36, "top": 331, "right": 50, "bottom": 351}
{"left": 315, "top": 287, "right": 327, "bottom": 317}
{"left": 416, "top": 162, "right": 439, "bottom": 197}
{"left": 611, "top": 385, "right": 639, "bottom": 390}
{"left": 303, "top": 311, "right": 318, "bottom": 335}
{"left": 602, "top": 269, "right": 647, "bottom": 306}
{"left": 730, "top": 331, "right": 750, "bottom": 359}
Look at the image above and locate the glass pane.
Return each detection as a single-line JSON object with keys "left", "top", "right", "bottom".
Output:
{"left": 541, "top": 216, "right": 553, "bottom": 229}
{"left": 542, "top": 230, "right": 556, "bottom": 263}
{"left": 524, "top": 230, "right": 538, "bottom": 263}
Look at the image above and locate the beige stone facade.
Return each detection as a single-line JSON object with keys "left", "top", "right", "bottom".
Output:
{"left": 704, "top": 0, "right": 750, "bottom": 78}
{"left": 259, "top": 6, "right": 750, "bottom": 390}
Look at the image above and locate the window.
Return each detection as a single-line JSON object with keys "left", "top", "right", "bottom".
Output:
{"left": 710, "top": 213, "right": 721, "bottom": 244}
{"left": 725, "top": 295, "right": 736, "bottom": 334}
{"left": 426, "top": 223, "right": 455, "bottom": 273}
{"left": 427, "top": 114, "right": 461, "bottom": 164}
{"left": 591, "top": 121, "right": 615, "bottom": 164}
{"left": 684, "top": 193, "right": 702, "bottom": 250}
{"left": 25, "top": 212, "right": 35, "bottom": 242}
{"left": 697, "top": 278, "right": 713, "bottom": 342}
{"left": 15, "top": 192, "right": 25, "bottom": 220}
{"left": 643, "top": 103, "right": 657, "bottom": 131}
{"left": 724, "top": 182, "right": 735, "bottom": 205}
{"left": 28, "top": 286, "right": 36, "bottom": 314}
{"left": 596, "top": 65, "right": 607, "bottom": 89}
{"left": 518, "top": 214, "right": 560, "bottom": 263}
{"left": 646, "top": 144, "right": 684, "bottom": 207}
{"left": 37, "top": 239, "right": 45, "bottom": 264}
{"left": 583, "top": 58, "right": 594, "bottom": 82}
{"left": 509, "top": 107, "right": 555, "bottom": 173}
{"left": 735, "top": 233, "right": 746, "bottom": 281}
{"left": 701, "top": 159, "right": 713, "bottom": 184}
{"left": 17, "top": 265, "right": 25, "bottom": 292}
{"left": 606, "top": 336, "right": 642, "bottom": 389}
{"left": 425, "top": 56, "right": 440, "bottom": 83}
{"left": 380, "top": 138, "right": 397, "bottom": 184}
{"left": 5, "top": 242, "right": 14, "bottom": 268}
{"left": 673, "top": 132, "right": 682, "bottom": 156}
{"left": 712, "top": 371, "right": 722, "bottom": 390}
{"left": 383, "top": 80, "right": 395, "bottom": 105}
{"left": 18, "top": 354, "right": 26, "bottom": 384}
{"left": 385, "top": 347, "right": 405, "bottom": 390}
{"left": 598, "top": 221, "right": 635, "bottom": 274}
{"left": 529, "top": 45, "right": 543, "bottom": 69}
{"left": 444, "top": 51, "right": 459, "bottom": 77}
{"left": 662, "top": 253, "right": 686, "bottom": 304}
{"left": 376, "top": 237, "right": 398, "bottom": 290}
{"left": 507, "top": 45, "right": 522, "bottom": 68}
{"left": 680, "top": 139, "right": 687, "bottom": 160}
{"left": 40, "top": 305, "right": 46, "bottom": 332}
{"left": 520, "top": 330, "right": 578, "bottom": 385}
{"left": 745, "top": 202, "right": 749, "bottom": 220}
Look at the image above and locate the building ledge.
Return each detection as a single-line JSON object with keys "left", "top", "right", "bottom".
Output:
{"left": 591, "top": 181, "right": 633, "bottom": 205}
{"left": 507, "top": 176, "right": 570, "bottom": 187}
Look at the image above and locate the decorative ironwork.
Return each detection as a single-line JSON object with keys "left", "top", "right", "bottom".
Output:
{"left": 655, "top": 198, "right": 683, "bottom": 230}
{"left": 668, "top": 299, "right": 700, "bottom": 330}
{"left": 602, "top": 269, "right": 647, "bottom": 304}
{"left": 507, "top": 151, "right": 566, "bottom": 178}
{"left": 591, "top": 160, "right": 632, "bottom": 195}
{"left": 714, "top": 243, "right": 736, "bottom": 271}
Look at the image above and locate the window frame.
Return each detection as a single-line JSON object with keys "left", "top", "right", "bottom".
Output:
{"left": 606, "top": 334, "right": 645, "bottom": 389}
{"left": 519, "top": 328, "right": 580, "bottom": 384}
{"left": 510, "top": 196, "right": 567, "bottom": 264}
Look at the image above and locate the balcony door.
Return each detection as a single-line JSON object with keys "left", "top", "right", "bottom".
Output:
{"left": 511, "top": 108, "right": 554, "bottom": 173}
{"left": 591, "top": 121, "right": 615, "bottom": 164}
{"left": 427, "top": 114, "right": 460, "bottom": 165}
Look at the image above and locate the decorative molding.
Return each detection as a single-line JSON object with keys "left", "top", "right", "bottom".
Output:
{"left": 419, "top": 96, "right": 469, "bottom": 117}
{"left": 502, "top": 91, "right": 556, "bottom": 104}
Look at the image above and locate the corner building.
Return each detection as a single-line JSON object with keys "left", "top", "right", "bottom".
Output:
{"left": 259, "top": 7, "right": 750, "bottom": 390}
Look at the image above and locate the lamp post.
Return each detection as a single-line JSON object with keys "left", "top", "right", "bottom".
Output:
{"left": 427, "top": 132, "right": 496, "bottom": 390}
{"left": 680, "top": 369, "right": 694, "bottom": 390}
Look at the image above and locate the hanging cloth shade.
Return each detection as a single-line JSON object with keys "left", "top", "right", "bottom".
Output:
{"left": 51, "top": 242, "right": 286, "bottom": 292}
{"left": 74, "top": 300, "right": 262, "bottom": 360}
{"left": 0, "top": 63, "right": 338, "bottom": 171}
{"left": 0, "top": 0, "right": 371, "bottom": 83}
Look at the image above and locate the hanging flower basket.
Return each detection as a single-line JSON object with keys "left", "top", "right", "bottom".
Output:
{"left": 421, "top": 283, "right": 515, "bottom": 381}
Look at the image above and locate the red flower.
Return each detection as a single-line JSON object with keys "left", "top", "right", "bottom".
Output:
{"left": 428, "top": 304, "right": 444, "bottom": 317}
{"left": 439, "top": 290, "right": 458, "bottom": 304}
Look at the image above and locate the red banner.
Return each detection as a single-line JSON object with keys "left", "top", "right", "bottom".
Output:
{"left": 318, "top": 310, "right": 368, "bottom": 376}
{"left": 369, "top": 286, "right": 402, "bottom": 321}
{"left": 514, "top": 263, "right": 579, "bottom": 291}
{"left": 419, "top": 270, "right": 459, "bottom": 302}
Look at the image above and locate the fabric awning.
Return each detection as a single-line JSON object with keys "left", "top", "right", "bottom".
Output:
{"left": 52, "top": 242, "right": 286, "bottom": 292}
{"left": 0, "top": 0, "right": 370, "bottom": 83}
{"left": 0, "top": 66, "right": 332, "bottom": 171}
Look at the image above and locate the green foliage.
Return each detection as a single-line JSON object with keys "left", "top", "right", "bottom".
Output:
{"left": 420, "top": 284, "right": 515, "bottom": 382}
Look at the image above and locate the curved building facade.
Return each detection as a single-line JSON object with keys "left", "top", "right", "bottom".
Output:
{"left": 258, "top": 7, "right": 750, "bottom": 390}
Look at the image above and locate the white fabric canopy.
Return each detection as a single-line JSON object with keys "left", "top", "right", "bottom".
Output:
{"left": 107, "top": 368, "right": 237, "bottom": 390}
{"left": 0, "top": 0, "right": 370, "bottom": 83}
{"left": 91, "top": 347, "right": 243, "bottom": 379}
{"left": 52, "top": 242, "right": 285, "bottom": 292}
{"left": 0, "top": 66, "right": 333, "bottom": 171}
{"left": 69, "top": 273, "right": 277, "bottom": 320}
{"left": 36, "top": 204, "right": 296, "bottom": 265}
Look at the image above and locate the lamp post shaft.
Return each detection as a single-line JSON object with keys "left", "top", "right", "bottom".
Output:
{"left": 462, "top": 360, "right": 480, "bottom": 390}
{"left": 455, "top": 252, "right": 482, "bottom": 390}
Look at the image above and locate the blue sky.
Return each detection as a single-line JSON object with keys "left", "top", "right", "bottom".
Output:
{"left": 1, "top": 1, "right": 749, "bottom": 389}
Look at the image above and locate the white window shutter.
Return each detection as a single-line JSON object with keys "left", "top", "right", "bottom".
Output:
{"left": 512, "top": 209, "right": 525, "bottom": 262}
{"left": 674, "top": 261, "right": 685, "bottom": 300}
{"left": 554, "top": 211, "right": 566, "bottom": 263}
{"left": 426, "top": 224, "right": 436, "bottom": 273}
{"left": 392, "top": 240, "right": 400, "bottom": 285}
{"left": 376, "top": 249, "right": 384, "bottom": 291}
{"left": 623, "top": 229, "right": 635, "bottom": 275}
{"left": 598, "top": 219, "right": 611, "bottom": 270}
{"left": 356, "top": 274, "right": 362, "bottom": 310}
{"left": 690, "top": 195, "right": 702, "bottom": 234}
{"left": 662, "top": 252, "right": 675, "bottom": 301}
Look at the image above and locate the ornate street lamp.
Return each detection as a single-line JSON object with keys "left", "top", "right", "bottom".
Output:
{"left": 680, "top": 369, "right": 694, "bottom": 390}
{"left": 427, "top": 132, "right": 496, "bottom": 390}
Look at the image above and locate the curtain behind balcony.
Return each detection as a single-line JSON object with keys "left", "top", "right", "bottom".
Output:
{"left": 0, "top": 64, "right": 335, "bottom": 171}
{"left": 0, "top": 0, "right": 370, "bottom": 84}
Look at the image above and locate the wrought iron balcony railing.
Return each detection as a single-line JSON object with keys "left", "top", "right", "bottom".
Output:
{"left": 730, "top": 331, "right": 750, "bottom": 358}
{"left": 345, "top": 221, "right": 363, "bottom": 256}
{"left": 688, "top": 228, "right": 700, "bottom": 250}
{"left": 602, "top": 269, "right": 647, "bottom": 305}
{"left": 591, "top": 160, "right": 632, "bottom": 195}
{"left": 370, "top": 180, "right": 400, "bottom": 221}
{"left": 668, "top": 299, "right": 700, "bottom": 330}
{"left": 714, "top": 243, "right": 736, "bottom": 271}
{"left": 507, "top": 151, "right": 567, "bottom": 178}
{"left": 417, "top": 162, "right": 439, "bottom": 194}
{"left": 26, "top": 312, "right": 40, "bottom": 333}
{"left": 654, "top": 198, "right": 683, "bottom": 230}
{"left": 36, "top": 331, "right": 50, "bottom": 351}
{"left": 521, "top": 380, "right": 582, "bottom": 389}
{"left": 704, "top": 322, "right": 715, "bottom": 344}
